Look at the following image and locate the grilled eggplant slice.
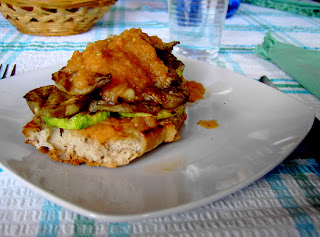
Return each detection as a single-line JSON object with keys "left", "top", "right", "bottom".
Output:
{"left": 52, "top": 67, "right": 111, "bottom": 96}
{"left": 24, "top": 85, "right": 89, "bottom": 118}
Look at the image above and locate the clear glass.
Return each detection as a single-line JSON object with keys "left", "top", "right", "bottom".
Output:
{"left": 169, "top": 0, "right": 228, "bottom": 61}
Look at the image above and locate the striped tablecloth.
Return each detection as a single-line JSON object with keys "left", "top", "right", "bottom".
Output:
{"left": 1, "top": 0, "right": 320, "bottom": 236}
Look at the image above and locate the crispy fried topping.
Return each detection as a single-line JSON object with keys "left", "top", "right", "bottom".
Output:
{"left": 52, "top": 28, "right": 189, "bottom": 108}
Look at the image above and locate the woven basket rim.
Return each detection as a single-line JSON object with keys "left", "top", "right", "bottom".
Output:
{"left": 0, "top": 0, "right": 117, "bottom": 8}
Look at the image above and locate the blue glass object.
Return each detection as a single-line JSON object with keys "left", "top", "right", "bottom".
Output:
{"left": 226, "top": 0, "right": 241, "bottom": 18}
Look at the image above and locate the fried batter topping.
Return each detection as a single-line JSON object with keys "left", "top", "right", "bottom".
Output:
{"left": 52, "top": 28, "right": 189, "bottom": 108}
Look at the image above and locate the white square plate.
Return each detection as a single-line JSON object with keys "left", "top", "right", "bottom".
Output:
{"left": 0, "top": 56, "right": 314, "bottom": 221}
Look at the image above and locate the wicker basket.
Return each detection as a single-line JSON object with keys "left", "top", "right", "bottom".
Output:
{"left": 0, "top": 0, "right": 117, "bottom": 36}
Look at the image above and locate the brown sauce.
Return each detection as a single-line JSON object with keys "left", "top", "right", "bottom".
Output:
{"left": 186, "top": 80, "right": 205, "bottom": 102}
{"left": 197, "top": 120, "right": 219, "bottom": 129}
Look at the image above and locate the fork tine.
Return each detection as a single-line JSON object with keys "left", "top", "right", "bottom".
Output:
{"left": 1, "top": 64, "right": 9, "bottom": 79}
{"left": 10, "top": 64, "right": 16, "bottom": 77}
{"left": 1, "top": 64, "right": 16, "bottom": 79}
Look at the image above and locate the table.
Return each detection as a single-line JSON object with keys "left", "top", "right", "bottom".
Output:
{"left": 1, "top": 1, "right": 320, "bottom": 236}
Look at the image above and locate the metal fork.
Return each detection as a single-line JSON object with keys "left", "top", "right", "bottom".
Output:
{"left": 0, "top": 64, "right": 16, "bottom": 79}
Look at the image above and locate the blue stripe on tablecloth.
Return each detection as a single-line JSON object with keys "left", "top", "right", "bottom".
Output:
{"left": 0, "top": 42, "right": 88, "bottom": 52}
{"left": 275, "top": 159, "right": 320, "bottom": 185}
{"left": 271, "top": 79, "right": 297, "bottom": 83}
{"left": 0, "top": 42, "right": 259, "bottom": 52}
{"left": 222, "top": 53, "right": 245, "bottom": 75}
{"left": 133, "top": 6, "right": 167, "bottom": 12}
{"left": 215, "top": 57, "right": 227, "bottom": 69}
{"left": 219, "top": 45, "right": 256, "bottom": 54}
{"left": 239, "top": 4, "right": 320, "bottom": 23}
{"left": 291, "top": 176, "right": 320, "bottom": 217}
{"left": 1, "top": 35, "right": 33, "bottom": 66}
{"left": 275, "top": 160, "right": 320, "bottom": 236}
{"left": 302, "top": 17, "right": 320, "bottom": 28}
{"left": 244, "top": 10, "right": 308, "bottom": 48}
{"left": 280, "top": 90, "right": 310, "bottom": 94}
{"left": 265, "top": 173, "right": 318, "bottom": 236}
{"left": 0, "top": 28, "right": 17, "bottom": 42}
{"left": 111, "top": 6, "right": 166, "bottom": 13}
{"left": 110, "top": 21, "right": 320, "bottom": 32}
{"left": 0, "top": 41, "right": 88, "bottom": 46}
{"left": 4, "top": 43, "right": 315, "bottom": 54}
{"left": 93, "top": 21, "right": 104, "bottom": 42}
{"left": 73, "top": 214, "right": 95, "bottom": 237}
{"left": 109, "top": 222, "right": 130, "bottom": 237}
{"left": 2, "top": 20, "right": 318, "bottom": 33}
{"left": 237, "top": 8, "right": 320, "bottom": 33}
{"left": 98, "top": 21, "right": 168, "bottom": 28}
{"left": 0, "top": 31, "right": 26, "bottom": 62}
{"left": 0, "top": 32, "right": 318, "bottom": 53}
{"left": 237, "top": 8, "right": 272, "bottom": 31}
{"left": 275, "top": 83, "right": 309, "bottom": 93}
{"left": 118, "top": 0, "right": 127, "bottom": 33}
{"left": 282, "top": 33, "right": 306, "bottom": 48}
{"left": 275, "top": 159, "right": 320, "bottom": 179}
{"left": 306, "top": 160, "right": 320, "bottom": 179}
{"left": 37, "top": 200, "right": 61, "bottom": 237}
{"left": 254, "top": 78, "right": 311, "bottom": 95}
{"left": 106, "top": 0, "right": 117, "bottom": 36}
{"left": 2, "top": 19, "right": 319, "bottom": 33}
{"left": 120, "top": 0, "right": 126, "bottom": 24}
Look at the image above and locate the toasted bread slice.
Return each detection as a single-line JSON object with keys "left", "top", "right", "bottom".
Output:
{"left": 22, "top": 112, "right": 186, "bottom": 168}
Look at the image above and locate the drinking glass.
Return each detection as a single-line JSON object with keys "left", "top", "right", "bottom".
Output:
{"left": 169, "top": 0, "right": 228, "bottom": 61}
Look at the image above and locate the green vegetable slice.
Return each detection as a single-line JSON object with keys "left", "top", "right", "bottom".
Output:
{"left": 119, "top": 105, "right": 185, "bottom": 120}
{"left": 42, "top": 111, "right": 110, "bottom": 129}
